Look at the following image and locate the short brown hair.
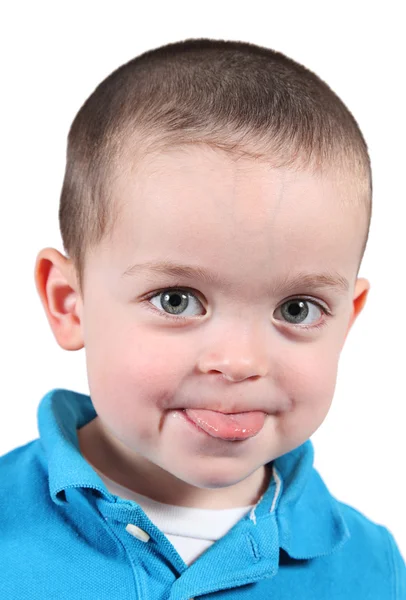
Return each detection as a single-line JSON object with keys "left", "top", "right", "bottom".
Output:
{"left": 59, "top": 38, "right": 372, "bottom": 296}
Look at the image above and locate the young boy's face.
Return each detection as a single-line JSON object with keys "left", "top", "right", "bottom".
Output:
{"left": 54, "top": 144, "right": 369, "bottom": 506}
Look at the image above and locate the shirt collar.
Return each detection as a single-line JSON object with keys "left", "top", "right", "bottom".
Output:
{"left": 272, "top": 441, "right": 350, "bottom": 558}
{"left": 38, "top": 388, "right": 350, "bottom": 560}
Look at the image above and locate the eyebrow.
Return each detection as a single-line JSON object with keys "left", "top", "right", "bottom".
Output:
{"left": 121, "top": 261, "right": 350, "bottom": 295}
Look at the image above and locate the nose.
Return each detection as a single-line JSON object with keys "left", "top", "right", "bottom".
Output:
{"left": 197, "top": 320, "right": 270, "bottom": 382}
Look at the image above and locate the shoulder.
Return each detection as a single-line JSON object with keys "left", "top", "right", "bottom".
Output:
{"left": 0, "top": 439, "right": 49, "bottom": 508}
{"left": 0, "top": 437, "right": 43, "bottom": 471}
{"left": 336, "top": 500, "right": 406, "bottom": 598}
{"left": 0, "top": 438, "right": 64, "bottom": 568}
{"left": 338, "top": 500, "right": 396, "bottom": 542}
{"left": 338, "top": 499, "right": 403, "bottom": 549}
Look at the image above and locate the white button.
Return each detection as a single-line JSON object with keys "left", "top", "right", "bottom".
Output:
{"left": 125, "top": 523, "right": 150, "bottom": 542}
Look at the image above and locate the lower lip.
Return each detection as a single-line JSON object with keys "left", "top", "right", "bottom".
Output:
{"left": 174, "top": 409, "right": 266, "bottom": 442}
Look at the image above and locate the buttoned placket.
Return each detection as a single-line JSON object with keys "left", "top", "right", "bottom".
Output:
{"left": 124, "top": 522, "right": 195, "bottom": 600}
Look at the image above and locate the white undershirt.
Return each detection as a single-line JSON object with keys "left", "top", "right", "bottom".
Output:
{"left": 93, "top": 467, "right": 254, "bottom": 566}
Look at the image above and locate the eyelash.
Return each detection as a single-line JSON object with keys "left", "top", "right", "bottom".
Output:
{"left": 143, "top": 286, "right": 332, "bottom": 331}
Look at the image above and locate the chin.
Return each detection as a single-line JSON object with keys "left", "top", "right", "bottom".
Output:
{"left": 174, "top": 462, "right": 259, "bottom": 491}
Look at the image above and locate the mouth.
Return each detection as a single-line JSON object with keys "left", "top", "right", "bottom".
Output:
{"left": 181, "top": 407, "right": 266, "bottom": 441}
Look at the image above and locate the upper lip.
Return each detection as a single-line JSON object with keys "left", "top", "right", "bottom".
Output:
{"left": 178, "top": 399, "right": 287, "bottom": 414}
{"left": 181, "top": 405, "right": 267, "bottom": 414}
{"left": 176, "top": 396, "right": 282, "bottom": 415}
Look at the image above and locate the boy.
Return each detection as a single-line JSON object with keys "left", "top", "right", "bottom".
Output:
{"left": 1, "top": 38, "right": 404, "bottom": 599}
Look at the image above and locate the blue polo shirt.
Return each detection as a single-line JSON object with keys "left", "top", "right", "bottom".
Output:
{"left": 0, "top": 388, "right": 404, "bottom": 599}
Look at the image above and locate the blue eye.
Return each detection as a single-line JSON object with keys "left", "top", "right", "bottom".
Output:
{"left": 275, "top": 298, "right": 326, "bottom": 328}
{"left": 147, "top": 288, "right": 204, "bottom": 319}
{"left": 144, "top": 287, "right": 330, "bottom": 330}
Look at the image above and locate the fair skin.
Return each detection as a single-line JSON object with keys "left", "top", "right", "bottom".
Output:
{"left": 35, "top": 144, "right": 370, "bottom": 509}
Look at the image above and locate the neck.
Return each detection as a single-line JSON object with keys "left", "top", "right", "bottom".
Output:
{"left": 77, "top": 416, "right": 272, "bottom": 510}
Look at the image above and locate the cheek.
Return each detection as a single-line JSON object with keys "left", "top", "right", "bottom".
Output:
{"left": 84, "top": 315, "right": 191, "bottom": 420}
{"left": 276, "top": 343, "right": 340, "bottom": 439}
{"left": 286, "top": 348, "right": 339, "bottom": 400}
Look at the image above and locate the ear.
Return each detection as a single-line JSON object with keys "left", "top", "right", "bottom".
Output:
{"left": 344, "top": 277, "right": 370, "bottom": 340}
{"left": 34, "top": 248, "right": 84, "bottom": 351}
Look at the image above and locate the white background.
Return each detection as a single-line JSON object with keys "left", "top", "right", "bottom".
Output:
{"left": 1, "top": 1, "right": 405, "bottom": 557}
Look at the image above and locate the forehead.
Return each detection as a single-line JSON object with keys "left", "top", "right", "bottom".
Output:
{"left": 104, "top": 145, "right": 364, "bottom": 283}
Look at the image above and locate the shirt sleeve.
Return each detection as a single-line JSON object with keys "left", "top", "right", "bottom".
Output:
{"left": 385, "top": 528, "right": 406, "bottom": 599}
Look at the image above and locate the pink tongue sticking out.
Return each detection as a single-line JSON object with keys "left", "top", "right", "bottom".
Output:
{"left": 184, "top": 408, "right": 266, "bottom": 440}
